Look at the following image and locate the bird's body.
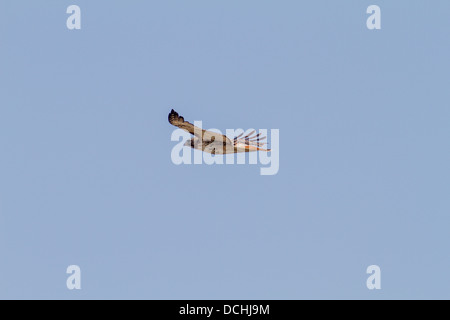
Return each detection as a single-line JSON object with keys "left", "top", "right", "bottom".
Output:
{"left": 168, "top": 109, "right": 270, "bottom": 154}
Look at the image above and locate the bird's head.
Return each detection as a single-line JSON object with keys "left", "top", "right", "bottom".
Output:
{"left": 184, "top": 139, "right": 192, "bottom": 147}
{"left": 184, "top": 137, "right": 200, "bottom": 149}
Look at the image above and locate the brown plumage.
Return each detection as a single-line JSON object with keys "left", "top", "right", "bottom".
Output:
{"left": 168, "top": 109, "right": 270, "bottom": 154}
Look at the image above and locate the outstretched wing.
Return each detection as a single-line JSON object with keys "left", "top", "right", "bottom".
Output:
{"left": 168, "top": 109, "right": 232, "bottom": 144}
{"left": 168, "top": 109, "right": 199, "bottom": 136}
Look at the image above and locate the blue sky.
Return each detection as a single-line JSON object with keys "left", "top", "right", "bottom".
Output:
{"left": 0, "top": 1, "right": 449, "bottom": 299}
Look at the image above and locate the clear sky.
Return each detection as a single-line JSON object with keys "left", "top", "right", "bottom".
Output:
{"left": 1, "top": 1, "right": 449, "bottom": 300}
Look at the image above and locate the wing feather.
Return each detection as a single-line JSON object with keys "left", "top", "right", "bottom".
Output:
{"left": 168, "top": 109, "right": 232, "bottom": 144}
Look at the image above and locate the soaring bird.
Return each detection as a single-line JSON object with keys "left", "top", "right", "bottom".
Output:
{"left": 168, "top": 109, "right": 270, "bottom": 154}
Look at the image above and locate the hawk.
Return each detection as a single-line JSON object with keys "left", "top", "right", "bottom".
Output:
{"left": 168, "top": 109, "right": 270, "bottom": 154}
